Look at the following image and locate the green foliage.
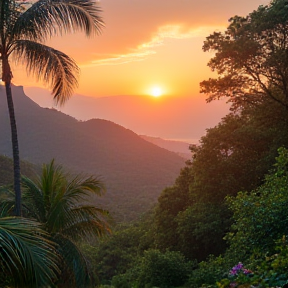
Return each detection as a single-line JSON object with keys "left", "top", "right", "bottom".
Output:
{"left": 190, "top": 147, "right": 288, "bottom": 288}
{"left": 226, "top": 147, "right": 288, "bottom": 256}
{"left": 1, "top": 160, "right": 111, "bottom": 287}
{"left": 83, "top": 213, "right": 155, "bottom": 285}
{"left": 153, "top": 96, "right": 288, "bottom": 261}
{"left": 188, "top": 255, "right": 231, "bottom": 288}
{"left": 217, "top": 239, "right": 288, "bottom": 288}
{"left": 0, "top": 216, "right": 59, "bottom": 288}
{"left": 112, "top": 249, "right": 193, "bottom": 288}
{"left": 176, "top": 202, "right": 230, "bottom": 261}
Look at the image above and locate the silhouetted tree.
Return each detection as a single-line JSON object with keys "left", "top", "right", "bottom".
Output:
{"left": 0, "top": 0, "right": 103, "bottom": 215}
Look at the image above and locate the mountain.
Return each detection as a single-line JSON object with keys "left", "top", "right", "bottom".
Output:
{"left": 0, "top": 85, "right": 185, "bottom": 221}
{"left": 24, "top": 86, "right": 230, "bottom": 142}
{"left": 140, "top": 135, "right": 191, "bottom": 159}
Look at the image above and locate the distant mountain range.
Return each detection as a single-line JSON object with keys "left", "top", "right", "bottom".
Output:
{"left": 0, "top": 85, "right": 185, "bottom": 221}
{"left": 140, "top": 135, "right": 191, "bottom": 159}
{"left": 24, "top": 86, "right": 230, "bottom": 143}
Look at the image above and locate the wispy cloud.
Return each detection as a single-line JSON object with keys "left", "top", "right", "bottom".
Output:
{"left": 89, "top": 50, "right": 156, "bottom": 66}
{"left": 82, "top": 24, "right": 225, "bottom": 67}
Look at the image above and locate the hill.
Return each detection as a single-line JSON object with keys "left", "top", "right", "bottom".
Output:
{"left": 140, "top": 135, "right": 191, "bottom": 160}
{"left": 0, "top": 85, "right": 185, "bottom": 221}
{"left": 24, "top": 86, "right": 230, "bottom": 142}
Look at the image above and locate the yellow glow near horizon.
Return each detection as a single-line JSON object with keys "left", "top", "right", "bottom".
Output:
{"left": 150, "top": 86, "right": 163, "bottom": 97}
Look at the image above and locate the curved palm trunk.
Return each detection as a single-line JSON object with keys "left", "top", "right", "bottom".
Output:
{"left": 2, "top": 58, "right": 22, "bottom": 216}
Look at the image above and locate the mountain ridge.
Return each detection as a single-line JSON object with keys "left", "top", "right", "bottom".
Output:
{"left": 24, "top": 86, "right": 230, "bottom": 142}
{"left": 0, "top": 85, "right": 185, "bottom": 221}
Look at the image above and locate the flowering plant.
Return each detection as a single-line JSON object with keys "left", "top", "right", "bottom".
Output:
{"left": 217, "top": 263, "right": 254, "bottom": 288}
{"left": 229, "top": 262, "right": 253, "bottom": 277}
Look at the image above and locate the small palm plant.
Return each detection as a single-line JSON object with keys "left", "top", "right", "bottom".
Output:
{"left": 1, "top": 160, "right": 111, "bottom": 287}
{"left": 23, "top": 160, "right": 111, "bottom": 287}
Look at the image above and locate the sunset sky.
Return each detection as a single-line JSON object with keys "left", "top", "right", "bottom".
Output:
{"left": 13, "top": 0, "right": 269, "bottom": 98}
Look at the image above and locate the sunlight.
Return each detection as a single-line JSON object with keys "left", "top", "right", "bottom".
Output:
{"left": 150, "top": 86, "right": 163, "bottom": 97}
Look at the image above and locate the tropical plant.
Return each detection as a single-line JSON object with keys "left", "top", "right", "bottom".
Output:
{"left": 0, "top": 0, "right": 103, "bottom": 216}
{"left": 25, "top": 160, "right": 111, "bottom": 287}
{"left": 0, "top": 216, "right": 59, "bottom": 288}
{"left": 1, "top": 159, "right": 111, "bottom": 287}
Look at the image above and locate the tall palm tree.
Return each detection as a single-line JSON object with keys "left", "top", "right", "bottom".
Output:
{"left": 0, "top": 0, "right": 104, "bottom": 216}
{"left": 0, "top": 216, "right": 59, "bottom": 288}
{"left": 19, "top": 160, "right": 111, "bottom": 287}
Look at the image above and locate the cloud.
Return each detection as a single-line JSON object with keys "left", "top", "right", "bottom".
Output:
{"left": 88, "top": 50, "right": 156, "bottom": 66}
{"left": 48, "top": 0, "right": 270, "bottom": 66}
{"left": 84, "top": 24, "right": 225, "bottom": 66}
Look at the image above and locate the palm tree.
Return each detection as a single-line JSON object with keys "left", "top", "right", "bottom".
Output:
{"left": 0, "top": 0, "right": 104, "bottom": 216}
{"left": 19, "top": 160, "right": 111, "bottom": 287}
{"left": 0, "top": 216, "right": 59, "bottom": 287}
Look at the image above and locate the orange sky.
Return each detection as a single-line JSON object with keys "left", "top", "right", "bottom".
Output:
{"left": 12, "top": 0, "right": 269, "bottom": 98}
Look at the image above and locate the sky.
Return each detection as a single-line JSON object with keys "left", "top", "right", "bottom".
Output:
{"left": 13, "top": 0, "right": 269, "bottom": 98}
{"left": 10, "top": 0, "right": 271, "bottom": 143}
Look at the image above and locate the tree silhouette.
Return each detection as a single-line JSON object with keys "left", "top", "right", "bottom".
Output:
{"left": 0, "top": 0, "right": 103, "bottom": 216}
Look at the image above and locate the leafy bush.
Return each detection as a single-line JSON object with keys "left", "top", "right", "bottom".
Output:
{"left": 226, "top": 147, "right": 288, "bottom": 256}
{"left": 188, "top": 255, "right": 231, "bottom": 288}
{"left": 112, "top": 249, "right": 193, "bottom": 288}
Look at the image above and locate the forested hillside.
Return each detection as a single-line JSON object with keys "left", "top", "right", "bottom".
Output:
{"left": 0, "top": 85, "right": 185, "bottom": 221}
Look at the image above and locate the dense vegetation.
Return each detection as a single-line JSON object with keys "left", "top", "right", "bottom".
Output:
{"left": 1, "top": 0, "right": 288, "bottom": 287}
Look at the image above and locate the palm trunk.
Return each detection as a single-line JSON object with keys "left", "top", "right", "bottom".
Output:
{"left": 2, "top": 59, "right": 22, "bottom": 216}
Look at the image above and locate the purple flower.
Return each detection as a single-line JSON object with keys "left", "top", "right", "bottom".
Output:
{"left": 235, "top": 263, "right": 244, "bottom": 270}
{"left": 229, "top": 263, "right": 244, "bottom": 276}
{"left": 243, "top": 268, "right": 253, "bottom": 275}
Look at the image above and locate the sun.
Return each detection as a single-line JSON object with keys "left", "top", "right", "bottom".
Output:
{"left": 150, "top": 86, "right": 163, "bottom": 97}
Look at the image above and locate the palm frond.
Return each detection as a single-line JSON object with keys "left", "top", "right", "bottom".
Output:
{"left": 18, "top": 160, "right": 110, "bottom": 287}
{"left": 0, "top": 187, "right": 15, "bottom": 217}
{"left": 0, "top": 217, "right": 59, "bottom": 287}
{"left": 62, "top": 207, "right": 111, "bottom": 239}
{"left": 54, "top": 233, "right": 95, "bottom": 288}
{"left": 21, "top": 176, "right": 46, "bottom": 222}
{"left": 60, "top": 205, "right": 111, "bottom": 238}
{"left": 60, "top": 175, "right": 105, "bottom": 210}
{"left": 13, "top": 40, "right": 79, "bottom": 104}
{"left": 12, "top": 0, "right": 104, "bottom": 42}
{"left": 40, "top": 158, "right": 67, "bottom": 203}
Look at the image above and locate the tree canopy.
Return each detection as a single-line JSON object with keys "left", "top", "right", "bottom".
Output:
{"left": 200, "top": 0, "right": 288, "bottom": 110}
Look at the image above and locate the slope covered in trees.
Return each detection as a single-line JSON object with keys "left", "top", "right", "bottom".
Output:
{"left": 0, "top": 85, "right": 185, "bottom": 221}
